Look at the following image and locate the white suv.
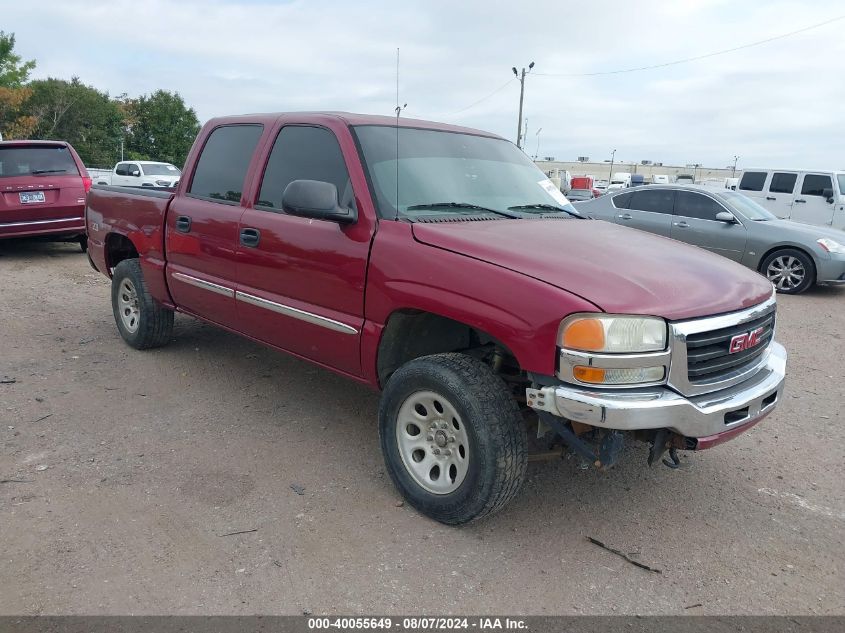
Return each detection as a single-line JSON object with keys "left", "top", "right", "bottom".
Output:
{"left": 738, "top": 169, "right": 845, "bottom": 230}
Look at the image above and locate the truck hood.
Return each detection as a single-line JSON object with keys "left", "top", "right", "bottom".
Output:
{"left": 411, "top": 218, "right": 773, "bottom": 321}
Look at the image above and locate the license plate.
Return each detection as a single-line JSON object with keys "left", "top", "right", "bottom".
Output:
{"left": 19, "top": 191, "right": 46, "bottom": 204}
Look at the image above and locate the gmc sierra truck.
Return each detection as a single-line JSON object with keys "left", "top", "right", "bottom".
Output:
{"left": 85, "top": 112, "right": 787, "bottom": 524}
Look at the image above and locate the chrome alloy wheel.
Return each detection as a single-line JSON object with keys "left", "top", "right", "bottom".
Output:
{"left": 395, "top": 390, "right": 470, "bottom": 495}
{"left": 766, "top": 255, "right": 806, "bottom": 291}
{"left": 117, "top": 278, "right": 141, "bottom": 333}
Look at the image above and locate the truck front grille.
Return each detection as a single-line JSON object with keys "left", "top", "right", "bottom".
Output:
{"left": 686, "top": 307, "right": 775, "bottom": 384}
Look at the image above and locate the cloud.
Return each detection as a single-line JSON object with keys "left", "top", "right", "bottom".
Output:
{"left": 7, "top": 0, "right": 845, "bottom": 168}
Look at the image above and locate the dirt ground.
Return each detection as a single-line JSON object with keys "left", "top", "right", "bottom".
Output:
{"left": 1, "top": 239, "right": 843, "bottom": 616}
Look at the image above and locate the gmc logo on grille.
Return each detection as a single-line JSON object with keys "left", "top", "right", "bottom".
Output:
{"left": 729, "top": 327, "right": 765, "bottom": 354}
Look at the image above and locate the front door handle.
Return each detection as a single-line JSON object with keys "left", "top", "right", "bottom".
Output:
{"left": 175, "top": 215, "right": 192, "bottom": 233}
{"left": 794, "top": 199, "right": 806, "bottom": 203}
{"left": 617, "top": 213, "right": 632, "bottom": 220}
{"left": 766, "top": 196, "right": 776, "bottom": 201}
{"left": 240, "top": 227, "right": 261, "bottom": 247}
{"left": 673, "top": 221, "right": 689, "bottom": 228}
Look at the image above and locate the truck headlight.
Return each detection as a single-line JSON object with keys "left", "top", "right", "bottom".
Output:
{"left": 818, "top": 238, "right": 845, "bottom": 255}
{"left": 559, "top": 315, "right": 667, "bottom": 353}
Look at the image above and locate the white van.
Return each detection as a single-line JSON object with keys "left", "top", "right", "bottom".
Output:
{"left": 652, "top": 174, "right": 669, "bottom": 184}
{"left": 738, "top": 169, "right": 845, "bottom": 229}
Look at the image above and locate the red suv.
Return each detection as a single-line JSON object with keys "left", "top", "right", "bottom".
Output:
{"left": 0, "top": 140, "right": 91, "bottom": 250}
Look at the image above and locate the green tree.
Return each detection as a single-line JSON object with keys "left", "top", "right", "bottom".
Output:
{"left": 124, "top": 90, "right": 200, "bottom": 167}
{"left": 0, "top": 31, "right": 37, "bottom": 139}
{"left": 23, "top": 77, "right": 124, "bottom": 166}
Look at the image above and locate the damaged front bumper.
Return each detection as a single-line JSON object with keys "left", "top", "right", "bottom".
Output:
{"left": 527, "top": 341, "right": 786, "bottom": 446}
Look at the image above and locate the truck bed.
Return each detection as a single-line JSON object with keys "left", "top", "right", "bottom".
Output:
{"left": 85, "top": 185, "right": 176, "bottom": 304}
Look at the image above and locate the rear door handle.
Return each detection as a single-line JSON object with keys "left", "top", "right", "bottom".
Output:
{"left": 673, "top": 221, "right": 689, "bottom": 228}
{"left": 617, "top": 213, "right": 632, "bottom": 220}
{"left": 794, "top": 199, "right": 806, "bottom": 203}
{"left": 766, "top": 196, "right": 776, "bottom": 201}
{"left": 240, "top": 227, "right": 261, "bottom": 247}
{"left": 175, "top": 215, "right": 192, "bottom": 233}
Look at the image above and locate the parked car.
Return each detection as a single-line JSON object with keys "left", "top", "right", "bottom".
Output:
{"left": 606, "top": 172, "right": 631, "bottom": 191}
{"left": 85, "top": 112, "right": 786, "bottom": 524}
{"left": 0, "top": 140, "right": 91, "bottom": 250}
{"left": 653, "top": 174, "right": 670, "bottom": 185}
{"left": 575, "top": 184, "right": 845, "bottom": 293}
{"left": 594, "top": 179, "right": 609, "bottom": 195}
{"left": 675, "top": 174, "right": 695, "bottom": 185}
{"left": 93, "top": 161, "right": 181, "bottom": 188}
{"left": 565, "top": 188, "right": 596, "bottom": 201}
{"left": 631, "top": 174, "right": 645, "bottom": 187}
{"left": 737, "top": 168, "right": 845, "bottom": 230}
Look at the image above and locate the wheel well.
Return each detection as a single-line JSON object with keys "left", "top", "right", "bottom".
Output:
{"left": 376, "top": 310, "right": 521, "bottom": 386}
{"left": 105, "top": 233, "right": 139, "bottom": 273}
{"left": 757, "top": 245, "right": 816, "bottom": 275}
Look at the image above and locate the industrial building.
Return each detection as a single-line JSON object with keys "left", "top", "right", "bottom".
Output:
{"left": 534, "top": 159, "right": 738, "bottom": 184}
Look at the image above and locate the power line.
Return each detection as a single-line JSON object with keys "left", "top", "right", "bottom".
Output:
{"left": 450, "top": 77, "right": 516, "bottom": 115}
{"left": 534, "top": 14, "right": 845, "bottom": 77}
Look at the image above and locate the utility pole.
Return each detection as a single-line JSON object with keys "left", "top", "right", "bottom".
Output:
{"left": 534, "top": 127, "right": 542, "bottom": 160}
{"left": 732, "top": 155, "right": 739, "bottom": 176}
{"left": 512, "top": 61, "right": 534, "bottom": 149}
{"left": 608, "top": 149, "right": 617, "bottom": 184}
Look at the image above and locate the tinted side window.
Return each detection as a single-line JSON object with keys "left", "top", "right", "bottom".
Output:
{"left": 629, "top": 189, "right": 674, "bottom": 214}
{"left": 769, "top": 172, "right": 797, "bottom": 194}
{"left": 612, "top": 191, "right": 633, "bottom": 209}
{"left": 130, "top": 164, "right": 141, "bottom": 176}
{"left": 739, "top": 171, "right": 767, "bottom": 191}
{"left": 115, "top": 163, "right": 128, "bottom": 176}
{"left": 189, "top": 125, "right": 264, "bottom": 203}
{"left": 674, "top": 191, "right": 725, "bottom": 221}
{"left": 801, "top": 174, "right": 833, "bottom": 196}
{"left": 257, "top": 126, "right": 352, "bottom": 211}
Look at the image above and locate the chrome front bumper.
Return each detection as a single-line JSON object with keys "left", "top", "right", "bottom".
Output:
{"left": 527, "top": 342, "right": 786, "bottom": 439}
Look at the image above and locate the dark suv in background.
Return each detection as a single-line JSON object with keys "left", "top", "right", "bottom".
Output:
{"left": 0, "top": 140, "right": 91, "bottom": 251}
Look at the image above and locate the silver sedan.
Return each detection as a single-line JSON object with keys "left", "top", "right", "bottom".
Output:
{"left": 574, "top": 184, "right": 845, "bottom": 294}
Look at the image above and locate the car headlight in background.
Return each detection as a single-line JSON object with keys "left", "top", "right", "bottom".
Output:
{"left": 817, "top": 238, "right": 845, "bottom": 255}
{"left": 559, "top": 315, "right": 667, "bottom": 353}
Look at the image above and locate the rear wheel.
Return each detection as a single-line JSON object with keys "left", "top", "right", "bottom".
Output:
{"left": 379, "top": 353, "right": 527, "bottom": 525}
{"left": 78, "top": 235, "right": 88, "bottom": 252}
{"left": 111, "top": 258, "right": 174, "bottom": 349}
{"left": 761, "top": 248, "right": 815, "bottom": 294}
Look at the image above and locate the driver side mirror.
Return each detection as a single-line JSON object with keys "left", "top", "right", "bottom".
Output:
{"left": 823, "top": 187, "right": 834, "bottom": 203}
{"left": 282, "top": 179, "right": 357, "bottom": 224}
{"left": 130, "top": 169, "right": 140, "bottom": 177}
{"left": 715, "top": 211, "right": 738, "bottom": 223}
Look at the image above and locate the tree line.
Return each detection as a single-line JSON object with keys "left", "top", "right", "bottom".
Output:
{"left": 0, "top": 31, "right": 200, "bottom": 168}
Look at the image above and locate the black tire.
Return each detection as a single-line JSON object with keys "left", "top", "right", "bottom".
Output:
{"left": 78, "top": 235, "right": 88, "bottom": 253}
{"left": 760, "top": 248, "right": 815, "bottom": 294}
{"left": 111, "top": 258, "right": 174, "bottom": 349}
{"left": 379, "top": 353, "right": 528, "bottom": 525}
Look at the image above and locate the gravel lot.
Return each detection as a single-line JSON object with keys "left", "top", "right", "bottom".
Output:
{"left": 1, "top": 239, "right": 843, "bottom": 615}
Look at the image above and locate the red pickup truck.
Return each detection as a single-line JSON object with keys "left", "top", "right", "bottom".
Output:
{"left": 85, "top": 112, "right": 787, "bottom": 524}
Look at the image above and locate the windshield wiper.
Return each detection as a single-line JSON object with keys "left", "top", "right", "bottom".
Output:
{"left": 406, "top": 202, "right": 520, "bottom": 219}
{"left": 508, "top": 203, "right": 584, "bottom": 218}
{"left": 31, "top": 169, "right": 68, "bottom": 175}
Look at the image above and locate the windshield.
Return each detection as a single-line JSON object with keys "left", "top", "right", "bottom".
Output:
{"left": 353, "top": 125, "right": 578, "bottom": 219}
{"left": 142, "top": 163, "right": 181, "bottom": 176}
{"left": 0, "top": 146, "right": 79, "bottom": 178}
{"left": 718, "top": 190, "right": 778, "bottom": 220}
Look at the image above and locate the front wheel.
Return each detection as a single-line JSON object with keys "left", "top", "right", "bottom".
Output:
{"left": 761, "top": 248, "right": 815, "bottom": 294}
{"left": 379, "top": 353, "right": 528, "bottom": 525}
{"left": 111, "top": 258, "right": 174, "bottom": 349}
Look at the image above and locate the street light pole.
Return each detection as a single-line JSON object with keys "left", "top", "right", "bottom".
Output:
{"left": 513, "top": 61, "right": 534, "bottom": 149}
{"left": 732, "top": 155, "right": 739, "bottom": 176}
{"left": 608, "top": 148, "right": 617, "bottom": 185}
{"left": 534, "top": 127, "right": 542, "bottom": 160}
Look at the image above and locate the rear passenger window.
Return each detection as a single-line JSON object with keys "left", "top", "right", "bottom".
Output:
{"left": 611, "top": 191, "right": 633, "bottom": 209}
{"left": 256, "top": 126, "right": 353, "bottom": 211}
{"left": 801, "top": 174, "right": 833, "bottom": 196}
{"left": 629, "top": 189, "right": 675, "bottom": 214}
{"left": 674, "top": 191, "right": 724, "bottom": 221}
{"left": 769, "top": 172, "right": 797, "bottom": 194}
{"left": 739, "top": 171, "right": 767, "bottom": 191}
{"left": 189, "top": 125, "right": 264, "bottom": 204}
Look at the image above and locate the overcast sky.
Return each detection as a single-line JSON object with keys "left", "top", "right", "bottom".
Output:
{"left": 6, "top": 0, "right": 845, "bottom": 169}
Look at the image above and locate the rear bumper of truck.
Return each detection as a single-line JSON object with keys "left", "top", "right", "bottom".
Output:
{"left": 527, "top": 341, "right": 786, "bottom": 446}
